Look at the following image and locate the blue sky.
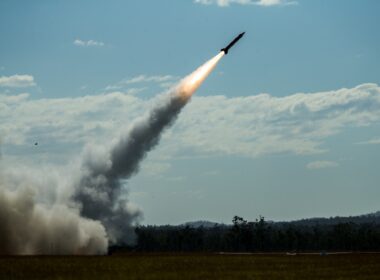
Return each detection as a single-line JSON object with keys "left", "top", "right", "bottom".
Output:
{"left": 1, "top": 0, "right": 379, "bottom": 225}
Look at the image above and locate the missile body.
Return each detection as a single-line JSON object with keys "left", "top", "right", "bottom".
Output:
{"left": 221, "top": 32, "right": 245, "bottom": 55}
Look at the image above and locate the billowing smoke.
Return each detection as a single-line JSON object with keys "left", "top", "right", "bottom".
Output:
{"left": 0, "top": 167, "right": 108, "bottom": 255}
{"left": 0, "top": 52, "right": 224, "bottom": 254}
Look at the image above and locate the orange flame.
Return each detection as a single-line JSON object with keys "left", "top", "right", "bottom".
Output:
{"left": 176, "top": 52, "right": 224, "bottom": 100}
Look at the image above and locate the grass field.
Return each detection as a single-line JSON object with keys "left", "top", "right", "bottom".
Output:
{"left": 1, "top": 253, "right": 379, "bottom": 280}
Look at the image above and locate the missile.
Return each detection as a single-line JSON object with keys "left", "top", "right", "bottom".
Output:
{"left": 221, "top": 32, "right": 245, "bottom": 55}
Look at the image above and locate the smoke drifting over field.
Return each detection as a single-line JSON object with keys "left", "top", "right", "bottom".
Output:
{"left": 0, "top": 52, "right": 224, "bottom": 254}
{"left": 0, "top": 168, "right": 108, "bottom": 255}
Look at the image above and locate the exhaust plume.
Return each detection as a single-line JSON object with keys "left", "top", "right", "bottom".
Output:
{"left": 0, "top": 168, "right": 108, "bottom": 255}
{"left": 73, "top": 52, "right": 224, "bottom": 244}
{"left": 0, "top": 52, "right": 224, "bottom": 254}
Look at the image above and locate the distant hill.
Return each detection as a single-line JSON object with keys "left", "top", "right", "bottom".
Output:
{"left": 183, "top": 211, "right": 380, "bottom": 228}
{"left": 282, "top": 211, "right": 380, "bottom": 227}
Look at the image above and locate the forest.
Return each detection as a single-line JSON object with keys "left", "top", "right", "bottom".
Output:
{"left": 128, "top": 214, "right": 380, "bottom": 252}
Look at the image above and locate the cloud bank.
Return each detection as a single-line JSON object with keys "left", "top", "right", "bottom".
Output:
{"left": 1, "top": 83, "right": 379, "bottom": 162}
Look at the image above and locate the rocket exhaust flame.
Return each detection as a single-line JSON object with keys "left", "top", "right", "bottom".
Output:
{"left": 178, "top": 52, "right": 224, "bottom": 99}
{"left": 0, "top": 51, "right": 225, "bottom": 254}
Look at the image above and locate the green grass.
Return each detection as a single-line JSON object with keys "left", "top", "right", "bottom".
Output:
{"left": 1, "top": 253, "right": 379, "bottom": 280}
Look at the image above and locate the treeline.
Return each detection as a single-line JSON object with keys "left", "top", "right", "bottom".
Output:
{"left": 133, "top": 216, "right": 380, "bottom": 252}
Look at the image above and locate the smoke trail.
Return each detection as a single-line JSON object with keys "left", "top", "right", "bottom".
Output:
{"left": 73, "top": 52, "right": 224, "bottom": 244}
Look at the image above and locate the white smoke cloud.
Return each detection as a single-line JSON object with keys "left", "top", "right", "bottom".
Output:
{"left": 0, "top": 165, "right": 108, "bottom": 255}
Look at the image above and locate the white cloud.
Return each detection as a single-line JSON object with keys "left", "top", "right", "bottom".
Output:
{"left": 74, "top": 39, "right": 105, "bottom": 47}
{"left": 104, "top": 75, "right": 178, "bottom": 92}
{"left": 255, "top": 0, "right": 297, "bottom": 6}
{"left": 1, "top": 83, "right": 379, "bottom": 164}
{"left": 194, "top": 0, "right": 252, "bottom": 6}
{"left": 307, "top": 161, "right": 339, "bottom": 170}
{"left": 0, "top": 91, "right": 146, "bottom": 146}
{"left": 123, "top": 75, "right": 175, "bottom": 85}
{"left": 194, "top": 0, "right": 297, "bottom": 7}
{"left": 0, "top": 75, "right": 36, "bottom": 88}
{"left": 356, "top": 138, "right": 380, "bottom": 145}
